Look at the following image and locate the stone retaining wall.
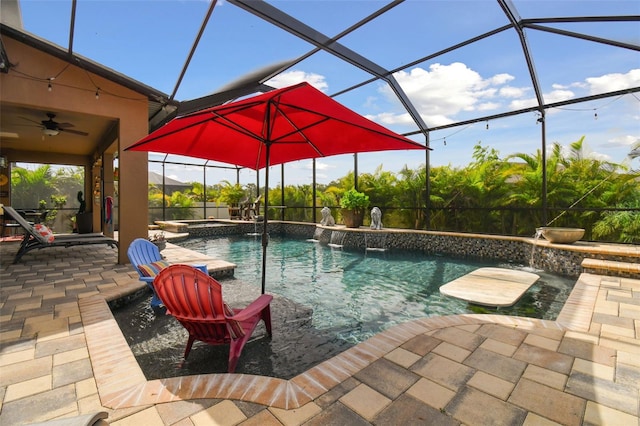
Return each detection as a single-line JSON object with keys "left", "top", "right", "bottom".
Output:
{"left": 179, "top": 220, "right": 637, "bottom": 278}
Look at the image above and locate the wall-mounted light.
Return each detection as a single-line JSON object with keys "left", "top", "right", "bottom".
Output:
{"left": 0, "top": 155, "right": 7, "bottom": 168}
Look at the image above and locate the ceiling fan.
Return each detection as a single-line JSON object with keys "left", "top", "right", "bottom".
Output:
{"left": 22, "top": 112, "right": 89, "bottom": 137}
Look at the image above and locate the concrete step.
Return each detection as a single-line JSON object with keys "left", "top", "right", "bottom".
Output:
{"left": 581, "top": 258, "right": 640, "bottom": 279}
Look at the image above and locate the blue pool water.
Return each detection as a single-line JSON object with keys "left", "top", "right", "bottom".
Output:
{"left": 181, "top": 235, "right": 574, "bottom": 344}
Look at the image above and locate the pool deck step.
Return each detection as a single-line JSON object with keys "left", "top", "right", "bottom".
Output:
{"left": 581, "top": 258, "right": 640, "bottom": 279}
{"left": 439, "top": 267, "right": 540, "bottom": 307}
{"left": 161, "top": 242, "right": 236, "bottom": 279}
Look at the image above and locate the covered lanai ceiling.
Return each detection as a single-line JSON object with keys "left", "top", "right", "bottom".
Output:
{"left": 0, "top": 0, "right": 638, "bottom": 176}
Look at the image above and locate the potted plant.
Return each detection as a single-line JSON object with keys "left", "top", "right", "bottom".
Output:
{"left": 219, "top": 181, "right": 246, "bottom": 219}
{"left": 75, "top": 191, "right": 93, "bottom": 234}
{"left": 340, "top": 188, "right": 369, "bottom": 228}
{"left": 149, "top": 231, "right": 166, "bottom": 252}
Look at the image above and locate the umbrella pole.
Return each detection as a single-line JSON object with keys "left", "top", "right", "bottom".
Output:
{"left": 261, "top": 144, "right": 270, "bottom": 294}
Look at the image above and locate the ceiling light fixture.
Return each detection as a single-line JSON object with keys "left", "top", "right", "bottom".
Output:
{"left": 42, "top": 128, "right": 59, "bottom": 136}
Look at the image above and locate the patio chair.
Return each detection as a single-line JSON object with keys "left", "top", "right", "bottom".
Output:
{"left": 154, "top": 264, "right": 273, "bottom": 373}
{"left": 127, "top": 238, "right": 169, "bottom": 308}
{"left": 2, "top": 206, "right": 118, "bottom": 263}
{"left": 244, "top": 195, "right": 262, "bottom": 220}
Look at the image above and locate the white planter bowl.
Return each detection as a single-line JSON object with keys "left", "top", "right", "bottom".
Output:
{"left": 538, "top": 227, "right": 585, "bottom": 244}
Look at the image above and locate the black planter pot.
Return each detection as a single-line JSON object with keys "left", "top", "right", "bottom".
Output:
{"left": 76, "top": 212, "right": 93, "bottom": 234}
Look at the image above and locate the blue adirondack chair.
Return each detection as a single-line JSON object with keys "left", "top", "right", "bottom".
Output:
{"left": 127, "top": 238, "right": 169, "bottom": 308}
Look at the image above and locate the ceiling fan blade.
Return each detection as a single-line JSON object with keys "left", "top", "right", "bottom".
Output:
{"left": 57, "top": 122, "right": 75, "bottom": 128}
{"left": 59, "top": 128, "right": 89, "bottom": 136}
{"left": 19, "top": 116, "right": 43, "bottom": 125}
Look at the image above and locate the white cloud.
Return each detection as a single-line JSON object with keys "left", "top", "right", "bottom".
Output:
{"left": 588, "top": 151, "right": 612, "bottom": 162}
{"left": 545, "top": 89, "right": 575, "bottom": 103}
{"left": 314, "top": 161, "right": 333, "bottom": 171}
{"left": 266, "top": 70, "right": 328, "bottom": 92}
{"left": 607, "top": 135, "right": 640, "bottom": 149}
{"left": 489, "top": 73, "right": 514, "bottom": 85}
{"left": 370, "top": 62, "right": 518, "bottom": 126}
{"left": 364, "top": 96, "right": 379, "bottom": 109}
{"left": 586, "top": 69, "right": 640, "bottom": 94}
{"left": 478, "top": 102, "right": 501, "bottom": 111}
{"left": 499, "top": 86, "right": 528, "bottom": 98}
{"left": 509, "top": 89, "right": 575, "bottom": 110}
{"left": 296, "top": 160, "right": 334, "bottom": 171}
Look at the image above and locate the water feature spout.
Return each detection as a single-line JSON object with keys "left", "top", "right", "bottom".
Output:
{"left": 328, "top": 230, "right": 346, "bottom": 248}
{"left": 308, "top": 226, "right": 324, "bottom": 243}
{"left": 365, "top": 232, "right": 387, "bottom": 252}
{"left": 530, "top": 228, "right": 543, "bottom": 267}
{"left": 246, "top": 220, "right": 262, "bottom": 236}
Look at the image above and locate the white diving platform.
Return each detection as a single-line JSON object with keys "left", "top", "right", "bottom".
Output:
{"left": 439, "top": 267, "right": 540, "bottom": 307}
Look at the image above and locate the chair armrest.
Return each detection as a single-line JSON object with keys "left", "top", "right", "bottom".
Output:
{"left": 229, "top": 294, "right": 273, "bottom": 322}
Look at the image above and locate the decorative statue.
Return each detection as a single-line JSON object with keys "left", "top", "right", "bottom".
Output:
{"left": 77, "top": 191, "right": 86, "bottom": 214}
{"left": 320, "top": 206, "right": 335, "bottom": 226}
{"left": 370, "top": 206, "right": 383, "bottom": 230}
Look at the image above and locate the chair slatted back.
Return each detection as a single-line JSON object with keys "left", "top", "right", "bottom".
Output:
{"left": 3, "top": 206, "right": 48, "bottom": 245}
{"left": 154, "top": 264, "right": 231, "bottom": 342}
{"left": 127, "top": 238, "right": 162, "bottom": 277}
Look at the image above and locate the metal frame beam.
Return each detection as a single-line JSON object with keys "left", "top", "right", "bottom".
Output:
{"left": 498, "top": 0, "right": 545, "bottom": 111}
{"left": 227, "top": 0, "right": 429, "bottom": 135}
{"left": 405, "top": 86, "right": 640, "bottom": 135}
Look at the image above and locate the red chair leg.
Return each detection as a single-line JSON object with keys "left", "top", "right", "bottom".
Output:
{"left": 184, "top": 335, "right": 196, "bottom": 359}
{"left": 262, "top": 306, "right": 272, "bottom": 336}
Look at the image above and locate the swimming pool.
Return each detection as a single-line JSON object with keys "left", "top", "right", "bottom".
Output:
{"left": 181, "top": 235, "right": 575, "bottom": 344}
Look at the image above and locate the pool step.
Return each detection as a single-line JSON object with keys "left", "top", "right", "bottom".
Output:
{"left": 581, "top": 258, "right": 640, "bottom": 279}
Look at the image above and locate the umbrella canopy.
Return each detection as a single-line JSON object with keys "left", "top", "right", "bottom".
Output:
{"left": 127, "top": 82, "right": 427, "bottom": 293}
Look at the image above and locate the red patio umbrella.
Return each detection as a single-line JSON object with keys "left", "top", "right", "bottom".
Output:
{"left": 127, "top": 82, "right": 427, "bottom": 293}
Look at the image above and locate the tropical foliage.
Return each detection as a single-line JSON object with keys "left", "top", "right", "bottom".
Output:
{"left": 10, "top": 165, "right": 84, "bottom": 231}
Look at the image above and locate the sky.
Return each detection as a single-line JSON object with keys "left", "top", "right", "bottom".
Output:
{"left": 16, "top": 0, "right": 640, "bottom": 188}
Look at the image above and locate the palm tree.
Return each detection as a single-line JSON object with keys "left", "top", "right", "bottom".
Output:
{"left": 11, "top": 164, "right": 55, "bottom": 209}
{"left": 593, "top": 198, "right": 640, "bottom": 243}
{"left": 505, "top": 142, "right": 572, "bottom": 234}
{"left": 396, "top": 165, "right": 427, "bottom": 229}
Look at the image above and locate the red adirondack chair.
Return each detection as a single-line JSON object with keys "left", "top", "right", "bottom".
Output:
{"left": 153, "top": 264, "right": 273, "bottom": 373}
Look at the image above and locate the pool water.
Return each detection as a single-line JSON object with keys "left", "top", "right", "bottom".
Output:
{"left": 114, "top": 235, "right": 575, "bottom": 380}
{"left": 182, "top": 235, "right": 575, "bottom": 344}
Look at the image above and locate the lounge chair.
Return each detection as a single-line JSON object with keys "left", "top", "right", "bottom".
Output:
{"left": 154, "top": 264, "right": 273, "bottom": 373}
{"left": 2, "top": 206, "right": 118, "bottom": 263}
{"left": 127, "top": 238, "right": 169, "bottom": 308}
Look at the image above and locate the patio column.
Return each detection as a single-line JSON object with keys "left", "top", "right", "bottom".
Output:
{"left": 119, "top": 116, "right": 149, "bottom": 264}
{"left": 102, "top": 153, "right": 115, "bottom": 237}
